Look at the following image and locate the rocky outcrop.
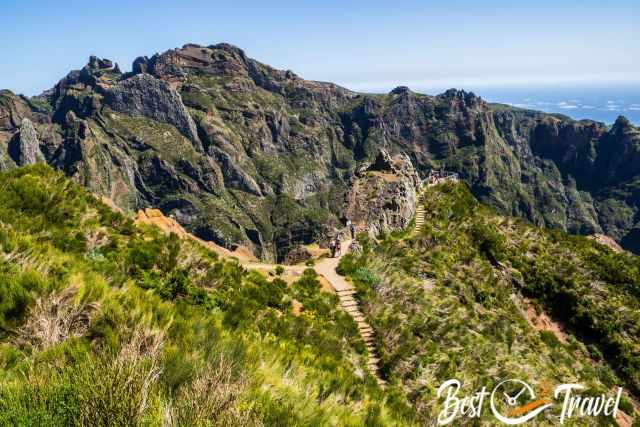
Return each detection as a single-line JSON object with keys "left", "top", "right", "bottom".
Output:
{"left": 104, "top": 74, "right": 201, "bottom": 147}
{"left": 346, "top": 149, "right": 420, "bottom": 236}
{"left": 14, "top": 118, "right": 44, "bottom": 165}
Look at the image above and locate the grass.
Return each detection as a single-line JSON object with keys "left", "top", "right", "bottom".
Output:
{"left": 338, "top": 181, "right": 640, "bottom": 425}
{"left": 0, "top": 164, "right": 414, "bottom": 426}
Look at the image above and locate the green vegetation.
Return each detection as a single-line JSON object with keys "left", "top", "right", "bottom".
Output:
{"left": 339, "top": 181, "right": 639, "bottom": 424}
{"left": 0, "top": 165, "right": 413, "bottom": 426}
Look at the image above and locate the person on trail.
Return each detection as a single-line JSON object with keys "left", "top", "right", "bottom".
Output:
{"left": 335, "top": 236, "right": 342, "bottom": 257}
{"left": 329, "top": 239, "right": 336, "bottom": 258}
{"left": 350, "top": 223, "right": 356, "bottom": 239}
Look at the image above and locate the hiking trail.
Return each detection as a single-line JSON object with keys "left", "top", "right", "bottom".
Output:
{"left": 135, "top": 210, "right": 387, "bottom": 386}
{"left": 413, "top": 191, "right": 426, "bottom": 236}
{"left": 315, "top": 241, "right": 386, "bottom": 387}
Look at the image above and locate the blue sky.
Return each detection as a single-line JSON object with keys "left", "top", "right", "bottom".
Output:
{"left": 2, "top": 0, "right": 639, "bottom": 96}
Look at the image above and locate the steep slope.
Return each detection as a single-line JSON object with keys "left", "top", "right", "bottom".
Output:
{"left": 0, "top": 165, "right": 416, "bottom": 426}
{"left": 338, "top": 180, "right": 640, "bottom": 424}
{"left": 1, "top": 43, "right": 640, "bottom": 257}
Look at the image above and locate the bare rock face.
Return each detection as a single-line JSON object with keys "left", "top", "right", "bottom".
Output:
{"left": 346, "top": 149, "right": 420, "bottom": 236}
{"left": 16, "top": 118, "right": 44, "bottom": 165}
{"left": 104, "top": 74, "right": 201, "bottom": 147}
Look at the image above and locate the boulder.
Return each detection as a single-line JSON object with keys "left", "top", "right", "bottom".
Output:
{"left": 284, "top": 245, "right": 312, "bottom": 265}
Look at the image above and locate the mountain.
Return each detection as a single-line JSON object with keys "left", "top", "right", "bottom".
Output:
{"left": 1, "top": 43, "right": 640, "bottom": 261}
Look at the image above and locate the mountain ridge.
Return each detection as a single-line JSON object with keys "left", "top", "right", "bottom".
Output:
{"left": 1, "top": 42, "right": 639, "bottom": 259}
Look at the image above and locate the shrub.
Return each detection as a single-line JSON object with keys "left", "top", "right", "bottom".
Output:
{"left": 470, "top": 222, "right": 506, "bottom": 264}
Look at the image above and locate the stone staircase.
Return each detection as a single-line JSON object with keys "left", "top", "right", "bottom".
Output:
{"left": 314, "top": 244, "right": 386, "bottom": 387}
{"left": 413, "top": 191, "right": 426, "bottom": 235}
{"left": 335, "top": 287, "right": 386, "bottom": 387}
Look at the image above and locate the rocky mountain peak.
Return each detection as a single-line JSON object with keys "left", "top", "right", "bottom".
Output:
{"left": 86, "top": 56, "right": 114, "bottom": 71}
{"left": 390, "top": 86, "right": 412, "bottom": 95}
{"left": 207, "top": 42, "right": 248, "bottom": 61}
{"left": 440, "top": 88, "right": 482, "bottom": 107}
{"left": 612, "top": 115, "right": 632, "bottom": 132}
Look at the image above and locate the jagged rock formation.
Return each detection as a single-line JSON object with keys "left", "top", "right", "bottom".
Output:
{"left": 13, "top": 118, "right": 44, "bottom": 165}
{"left": 346, "top": 149, "right": 421, "bottom": 236}
{"left": 104, "top": 74, "right": 201, "bottom": 146}
{"left": 1, "top": 43, "right": 640, "bottom": 257}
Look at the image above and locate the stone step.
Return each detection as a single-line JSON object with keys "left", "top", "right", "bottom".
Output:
{"left": 341, "top": 301, "right": 358, "bottom": 308}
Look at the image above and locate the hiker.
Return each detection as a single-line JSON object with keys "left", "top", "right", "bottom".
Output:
{"left": 350, "top": 222, "right": 356, "bottom": 239}
{"left": 329, "top": 238, "right": 336, "bottom": 258}
{"left": 335, "top": 236, "right": 342, "bottom": 257}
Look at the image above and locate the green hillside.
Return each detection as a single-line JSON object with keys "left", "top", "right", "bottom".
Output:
{"left": 0, "top": 165, "right": 638, "bottom": 426}
{"left": 338, "top": 182, "right": 640, "bottom": 425}
{"left": 0, "top": 165, "right": 411, "bottom": 426}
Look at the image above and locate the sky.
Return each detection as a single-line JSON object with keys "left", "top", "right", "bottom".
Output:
{"left": 1, "top": 0, "right": 639, "bottom": 96}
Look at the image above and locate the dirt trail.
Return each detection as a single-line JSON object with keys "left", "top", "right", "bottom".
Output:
{"left": 316, "top": 241, "right": 387, "bottom": 387}
{"left": 136, "top": 209, "right": 387, "bottom": 386}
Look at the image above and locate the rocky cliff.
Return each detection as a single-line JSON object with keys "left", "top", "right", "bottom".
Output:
{"left": 1, "top": 43, "right": 639, "bottom": 258}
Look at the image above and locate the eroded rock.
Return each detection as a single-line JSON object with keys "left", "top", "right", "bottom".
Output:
{"left": 104, "top": 74, "right": 201, "bottom": 147}
{"left": 346, "top": 149, "right": 420, "bottom": 236}
{"left": 16, "top": 118, "right": 44, "bottom": 165}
